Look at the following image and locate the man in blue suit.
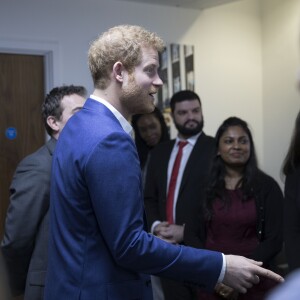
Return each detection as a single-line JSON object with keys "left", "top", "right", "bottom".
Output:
{"left": 45, "top": 25, "right": 283, "bottom": 300}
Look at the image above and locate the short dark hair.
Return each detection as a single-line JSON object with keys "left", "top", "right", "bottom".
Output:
{"left": 170, "top": 90, "right": 201, "bottom": 113}
{"left": 42, "top": 85, "right": 87, "bottom": 136}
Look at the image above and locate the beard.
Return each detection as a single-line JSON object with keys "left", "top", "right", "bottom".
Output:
{"left": 120, "top": 74, "right": 155, "bottom": 115}
{"left": 174, "top": 119, "right": 204, "bottom": 137}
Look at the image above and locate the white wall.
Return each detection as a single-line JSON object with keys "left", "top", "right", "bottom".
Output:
{"left": 182, "top": 0, "right": 264, "bottom": 164}
{"left": 0, "top": 0, "right": 201, "bottom": 93}
{"left": 1, "top": 0, "right": 299, "bottom": 185}
{"left": 262, "top": 0, "right": 300, "bottom": 187}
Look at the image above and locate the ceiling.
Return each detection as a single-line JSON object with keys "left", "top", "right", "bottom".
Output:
{"left": 114, "top": 0, "right": 241, "bottom": 10}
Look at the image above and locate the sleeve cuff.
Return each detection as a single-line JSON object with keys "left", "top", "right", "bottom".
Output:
{"left": 151, "top": 220, "right": 161, "bottom": 234}
{"left": 217, "top": 253, "right": 226, "bottom": 283}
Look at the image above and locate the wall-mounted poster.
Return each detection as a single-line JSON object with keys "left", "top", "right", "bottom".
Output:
{"left": 157, "top": 43, "right": 194, "bottom": 116}
{"left": 184, "top": 45, "right": 194, "bottom": 91}
{"left": 171, "top": 44, "right": 181, "bottom": 94}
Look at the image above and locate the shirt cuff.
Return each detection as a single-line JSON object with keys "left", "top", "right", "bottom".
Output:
{"left": 217, "top": 254, "right": 226, "bottom": 283}
{"left": 151, "top": 220, "right": 161, "bottom": 234}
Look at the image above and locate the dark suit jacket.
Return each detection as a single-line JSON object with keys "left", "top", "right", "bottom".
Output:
{"left": 144, "top": 133, "right": 215, "bottom": 231}
{"left": 284, "top": 166, "right": 300, "bottom": 272}
{"left": 45, "top": 98, "right": 222, "bottom": 300}
{"left": 1, "top": 138, "right": 56, "bottom": 300}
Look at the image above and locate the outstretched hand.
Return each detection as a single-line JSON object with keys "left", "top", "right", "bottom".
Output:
{"left": 223, "top": 255, "right": 284, "bottom": 294}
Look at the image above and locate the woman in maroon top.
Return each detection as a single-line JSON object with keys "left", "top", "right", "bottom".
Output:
{"left": 185, "top": 117, "right": 283, "bottom": 300}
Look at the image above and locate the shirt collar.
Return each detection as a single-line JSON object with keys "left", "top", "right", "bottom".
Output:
{"left": 176, "top": 132, "right": 202, "bottom": 146}
{"left": 89, "top": 94, "right": 133, "bottom": 137}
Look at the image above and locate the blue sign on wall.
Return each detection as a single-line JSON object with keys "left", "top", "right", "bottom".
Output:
{"left": 5, "top": 127, "right": 17, "bottom": 140}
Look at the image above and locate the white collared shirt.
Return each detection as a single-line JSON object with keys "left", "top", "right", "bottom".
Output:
{"left": 89, "top": 94, "right": 133, "bottom": 137}
{"left": 150, "top": 132, "right": 201, "bottom": 233}
{"left": 167, "top": 132, "right": 201, "bottom": 223}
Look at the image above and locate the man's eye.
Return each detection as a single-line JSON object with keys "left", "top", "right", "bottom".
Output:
{"left": 145, "top": 67, "right": 158, "bottom": 76}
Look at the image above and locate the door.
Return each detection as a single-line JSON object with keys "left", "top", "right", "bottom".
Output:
{"left": 0, "top": 53, "right": 45, "bottom": 239}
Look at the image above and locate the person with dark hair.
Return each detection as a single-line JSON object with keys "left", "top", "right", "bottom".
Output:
{"left": 144, "top": 90, "right": 216, "bottom": 300}
{"left": 282, "top": 110, "right": 300, "bottom": 272}
{"left": 42, "top": 85, "right": 87, "bottom": 136}
{"left": 132, "top": 107, "right": 170, "bottom": 171}
{"left": 185, "top": 116, "right": 283, "bottom": 300}
{"left": 1, "top": 85, "right": 86, "bottom": 300}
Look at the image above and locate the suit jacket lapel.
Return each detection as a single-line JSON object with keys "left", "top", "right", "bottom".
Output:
{"left": 162, "top": 140, "right": 176, "bottom": 200}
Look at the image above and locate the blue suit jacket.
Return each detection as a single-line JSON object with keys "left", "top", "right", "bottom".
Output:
{"left": 45, "top": 98, "right": 223, "bottom": 300}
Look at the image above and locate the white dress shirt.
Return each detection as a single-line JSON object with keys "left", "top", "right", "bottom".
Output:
{"left": 167, "top": 133, "right": 201, "bottom": 223}
{"left": 89, "top": 94, "right": 133, "bottom": 137}
{"left": 150, "top": 133, "right": 201, "bottom": 233}
{"left": 151, "top": 131, "right": 226, "bottom": 283}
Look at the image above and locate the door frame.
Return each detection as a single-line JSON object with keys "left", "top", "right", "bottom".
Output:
{"left": 0, "top": 38, "right": 59, "bottom": 98}
{"left": 0, "top": 38, "right": 59, "bottom": 141}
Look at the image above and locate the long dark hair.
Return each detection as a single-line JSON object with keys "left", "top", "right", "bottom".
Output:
{"left": 132, "top": 107, "right": 170, "bottom": 169}
{"left": 205, "top": 117, "right": 258, "bottom": 217}
{"left": 282, "top": 111, "right": 300, "bottom": 176}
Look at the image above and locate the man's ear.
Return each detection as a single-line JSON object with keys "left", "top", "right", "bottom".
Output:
{"left": 46, "top": 116, "right": 59, "bottom": 132}
{"left": 113, "top": 61, "right": 124, "bottom": 83}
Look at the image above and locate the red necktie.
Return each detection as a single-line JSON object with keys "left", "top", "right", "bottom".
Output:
{"left": 166, "top": 141, "right": 188, "bottom": 224}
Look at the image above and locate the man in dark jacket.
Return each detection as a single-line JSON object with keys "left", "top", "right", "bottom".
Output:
{"left": 1, "top": 85, "right": 86, "bottom": 300}
{"left": 144, "top": 90, "right": 215, "bottom": 300}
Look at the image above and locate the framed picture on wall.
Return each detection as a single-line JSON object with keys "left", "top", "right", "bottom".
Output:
{"left": 158, "top": 43, "right": 194, "bottom": 112}
{"left": 171, "top": 44, "right": 181, "bottom": 94}
{"left": 184, "top": 45, "right": 194, "bottom": 91}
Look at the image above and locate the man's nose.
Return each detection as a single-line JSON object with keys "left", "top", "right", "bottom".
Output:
{"left": 153, "top": 74, "right": 163, "bottom": 87}
{"left": 187, "top": 111, "right": 195, "bottom": 120}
